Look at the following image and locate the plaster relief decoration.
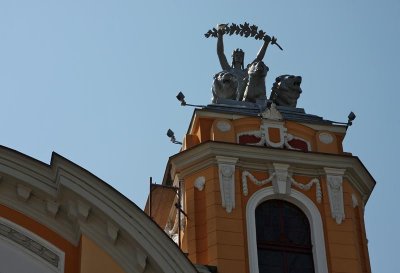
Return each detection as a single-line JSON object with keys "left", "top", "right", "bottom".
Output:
{"left": 77, "top": 201, "right": 91, "bottom": 221}
{"left": 133, "top": 246, "right": 148, "bottom": 273}
{"left": 194, "top": 176, "right": 206, "bottom": 191}
{"left": 319, "top": 132, "right": 334, "bottom": 144}
{"left": 261, "top": 103, "right": 283, "bottom": 120}
{"left": 272, "top": 163, "right": 291, "bottom": 194}
{"left": 216, "top": 156, "right": 238, "bottom": 213}
{"left": 16, "top": 184, "right": 31, "bottom": 201}
{"left": 285, "top": 134, "right": 311, "bottom": 152}
{"left": 262, "top": 121, "right": 287, "bottom": 148}
{"left": 324, "top": 168, "right": 346, "bottom": 224}
{"left": 216, "top": 120, "right": 232, "bottom": 132}
{"left": 289, "top": 177, "right": 322, "bottom": 203}
{"left": 237, "top": 119, "right": 311, "bottom": 152}
{"left": 242, "top": 164, "right": 321, "bottom": 202}
{"left": 241, "top": 171, "right": 275, "bottom": 196}
{"left": 238, "top": 130, "right": 264, "bottom": 145}
{"left": 351, "top": 193, "right": 359, "bottom": 208}
{"left": 46, "top": 200, "right": 60, "bottom": 218}
{"left": 107, "top": 221, "right": 119, "bottom": 244}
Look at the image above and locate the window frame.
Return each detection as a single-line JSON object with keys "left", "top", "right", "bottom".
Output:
{"left": 246, "top": 188, "right": 328, "bottom": 273}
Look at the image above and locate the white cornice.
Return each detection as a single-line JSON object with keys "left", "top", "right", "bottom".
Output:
{"left": 168, "top": 142, "right": 375, "bottom": 202}
{"left": 188, "top": 109, "right": 347, "bottom": 134}
{"left": 0, "top": 146, "right": 197, "bottom": 273}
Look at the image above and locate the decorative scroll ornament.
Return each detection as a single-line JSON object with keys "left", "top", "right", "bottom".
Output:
{"left": 217, "top": 156, "right": 238, "bottom": 213}
{"left": 325, "top": 168, "right": 346, "bottom": 224}
{"left": 242, "top": 165, "right": 321, "bottom": 203}
{"left": 204, "top": 22, "right": 283, "bottom": 50}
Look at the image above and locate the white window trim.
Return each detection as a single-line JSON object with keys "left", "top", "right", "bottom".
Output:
{"left": 246, "top": 187, "right": 328, "bottom": 273}
{"left": 0, "top": 217, "right": 65, "bottom": 273}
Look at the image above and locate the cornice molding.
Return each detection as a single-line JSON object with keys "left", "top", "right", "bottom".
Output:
{"left": 0, "top": 146, "right": 197, "bottom": 273}
{"left": 189, "top": 109, "right": 347, "bottom": 134}
{"left": 168, "top": 142, "right": 375, "bottom": 202}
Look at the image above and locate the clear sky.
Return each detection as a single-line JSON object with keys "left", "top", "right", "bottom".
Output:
{"left": 0, "top": 1, "right": 399, "bottom": 272}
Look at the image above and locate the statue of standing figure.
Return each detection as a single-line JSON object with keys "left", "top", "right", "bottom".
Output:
{"left": 216, "top": 25, "right": 276, "bottom": 102}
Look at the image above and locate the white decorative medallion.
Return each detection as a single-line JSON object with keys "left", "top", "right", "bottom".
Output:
{"left": 324, "top": 168, "right": 346, "bottom": 224}
{"left": 216, "top": 156, "right": 238, "bottom": 213}
{"left": 194, "top": 176, "right": 206, "bottom": 191}
{"left": 216, "top": 120, "right": 231, "bottom": 132}
{"left": 319, "top": 132, "right": 334, "bottom": 144}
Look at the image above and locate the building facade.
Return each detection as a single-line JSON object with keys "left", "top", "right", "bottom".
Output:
{"left": 0, "top": 147, "right": 197, "bottom": 273}
{"left": 153, "top": 101, "right": 375, "bottom": 273}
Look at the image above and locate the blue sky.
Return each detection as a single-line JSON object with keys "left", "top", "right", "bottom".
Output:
{"left": 0, "top": 1, "right": 399, "bottom": 272}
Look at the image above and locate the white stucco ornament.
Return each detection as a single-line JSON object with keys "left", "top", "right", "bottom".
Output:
{"left": 325, "top": 168, "right": 346, "bottom": 224}
{"left": 319, "top": 132, "right": 334, "bottom": 144}
{"left": 216, "top": 156, "right": 238, "bottom": 213}
{"left": 216, "top": 120, "right": 231, "bottom": 132}
{"left": 272, "top": 163, "right": 291, "bottom": 194}
{"left": 194, "top": 176, "right": 206, "bottom": 191}
{"left": 242, "top": 166, "right": 321, "bottom": 202}
{"left": 261, "top": 103, "right": 283, "bottom": 120}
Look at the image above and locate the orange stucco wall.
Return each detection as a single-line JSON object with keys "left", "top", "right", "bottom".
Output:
{"left": 177, "top": 114, "right": 371, "bottom": 273}
{"left": 183, "top": 167, "right": 371, "bottom": 273}
{"left": 184, "top": 115, "right": 346, "bottom": 154}
{"left": 0, "top": 204, "right": 80, "bottom": 273}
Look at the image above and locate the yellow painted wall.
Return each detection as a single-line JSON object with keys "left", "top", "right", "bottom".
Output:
{"left": 80, "top": 235, "right": 126, "bottom": 273}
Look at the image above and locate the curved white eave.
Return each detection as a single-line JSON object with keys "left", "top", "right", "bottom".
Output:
{"left": 0, "top": 145, "right": 197, "bottom": 273}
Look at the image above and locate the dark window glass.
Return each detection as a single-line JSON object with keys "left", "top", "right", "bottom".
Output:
{"left": 255, "top": 200, "right": 314, "bottom": 273}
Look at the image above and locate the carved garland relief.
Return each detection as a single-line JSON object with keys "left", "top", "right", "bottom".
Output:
{"left": 241, "top": 164, "right": 322, "bottom": 203}
{"left": 215, "top": 161, "right": 347, "bottom": 226}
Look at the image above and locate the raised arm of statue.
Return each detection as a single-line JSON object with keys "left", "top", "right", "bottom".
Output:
{"left": 217, "top": 29, "right": 230, "bottom": 70}
{"left": 252, "top": 35, "right": 276, "bottom": 64}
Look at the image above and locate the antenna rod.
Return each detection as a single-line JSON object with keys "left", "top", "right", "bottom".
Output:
{"left": 149, "top": 177, "right": 152, "bottom": 219}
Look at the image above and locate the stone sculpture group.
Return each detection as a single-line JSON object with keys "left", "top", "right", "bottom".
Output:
{"left": 207, "top": 23, "right": 302, "bottom": 107}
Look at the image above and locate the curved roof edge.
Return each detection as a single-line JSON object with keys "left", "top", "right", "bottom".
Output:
{"left": 0, "top": 145, "right": 197, "bottom": 273}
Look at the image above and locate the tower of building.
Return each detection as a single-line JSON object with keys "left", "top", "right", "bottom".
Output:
{"left": 149, "top": 25, "right": 376, "bottom": 273}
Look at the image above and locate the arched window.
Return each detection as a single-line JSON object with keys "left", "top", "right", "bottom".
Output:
{"left": 255, "top": 200, "right": 314, "bottom": 273}
{"left": 246, "top": 187, "right": 328, "bottom": 273}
